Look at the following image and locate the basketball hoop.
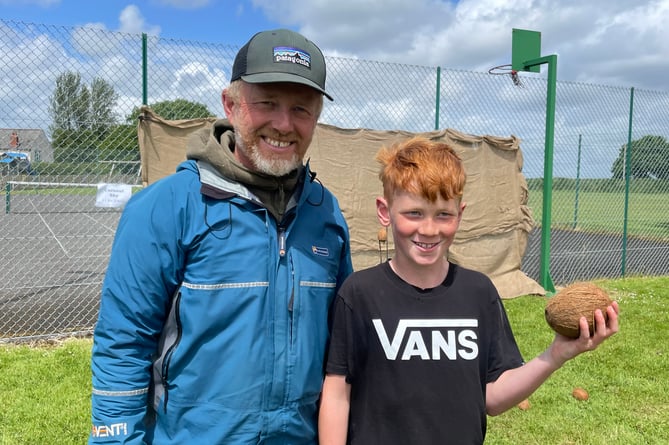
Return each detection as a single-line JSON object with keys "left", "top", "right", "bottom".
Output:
{"left": 488, "top": 64, "right": 524, "bottom": 88}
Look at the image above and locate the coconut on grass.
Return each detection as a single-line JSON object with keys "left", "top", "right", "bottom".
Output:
{"left": 545, "top": 282, "right": 612, "bottom": 338}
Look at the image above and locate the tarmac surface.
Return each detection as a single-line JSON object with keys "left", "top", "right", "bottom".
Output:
{"left": 1, "top": 191, "right": 668, "bottom": 339}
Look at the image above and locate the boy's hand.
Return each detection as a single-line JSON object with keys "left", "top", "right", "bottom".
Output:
{"left": 549, "top": 301, "right": 619, "bottom": 366}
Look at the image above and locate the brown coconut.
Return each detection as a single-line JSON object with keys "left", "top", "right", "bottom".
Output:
{"left": 545, "top": 282, "right": 612, "bottom": 338}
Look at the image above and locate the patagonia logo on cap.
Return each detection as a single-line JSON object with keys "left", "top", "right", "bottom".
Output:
{"left": 273, "top": 46, "right": 311, "bottom": 70}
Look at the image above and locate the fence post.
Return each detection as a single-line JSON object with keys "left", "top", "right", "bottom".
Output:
{"left": 5, "top": 181, "right": 11, "bottom": 214}
{"left": 572, "top": 134, "right": 582, "bottom": 229}
{"left": 621, "top": 87, "right": 635, "bottom": 276}
{"left": 142, "top": 33, "right": 148, "bottom": 105}
{"left": 434, "top": 66, "right": 441, "bottom": 130}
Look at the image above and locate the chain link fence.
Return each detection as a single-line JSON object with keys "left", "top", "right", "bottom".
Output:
{"left": 1, "top": 20, "right": 668, "bottom": 340}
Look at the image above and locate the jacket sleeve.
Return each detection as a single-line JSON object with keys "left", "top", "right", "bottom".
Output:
{"left": 89, "top": 180, "right": 187, "bottom": 444}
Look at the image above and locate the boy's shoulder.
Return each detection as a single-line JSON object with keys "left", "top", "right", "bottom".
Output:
{"left": 344, "top": 262, "right": 387, "bottom": 284}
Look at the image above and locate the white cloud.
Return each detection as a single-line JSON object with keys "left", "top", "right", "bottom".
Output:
{"left": 118, "top": 4, "right": 161, "bottom": 36}
{"left": 251, "top": 0, "right": 669, "bottom": 90}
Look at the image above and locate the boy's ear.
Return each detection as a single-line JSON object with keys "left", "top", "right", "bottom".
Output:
{"left": 376, "top": 197, "right": 391, "bottom": 227}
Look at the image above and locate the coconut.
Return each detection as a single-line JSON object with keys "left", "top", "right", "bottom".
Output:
{"left": 545, "top": 282, "right": 612, "bottom": 338}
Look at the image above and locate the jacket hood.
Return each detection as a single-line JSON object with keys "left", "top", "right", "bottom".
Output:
{"left": 185, "top": 119, "right": 305, "bottom": 222}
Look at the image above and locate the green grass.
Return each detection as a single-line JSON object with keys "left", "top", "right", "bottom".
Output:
{"left": 488, "top": 275, "right": 669, "bottom": 444}
{"left": 1, "top": 276, "right": 667, "bottom": 444}
{"left": 0, "top": 338, "right": 92, "bottom": 445}
{"left": 527, "top": 190, "right": 669, "bottom": 241}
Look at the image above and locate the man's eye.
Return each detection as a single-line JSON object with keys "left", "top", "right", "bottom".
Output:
{"left": 293, "top": 106, "right": 312, "bottom": 116}
{"left": 252, "top": 101, "right": 274, "bottom": 109}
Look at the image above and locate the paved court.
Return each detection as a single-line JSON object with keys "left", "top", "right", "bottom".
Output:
{"left": 1, "top": 191, "right": 668, "bottom": 340}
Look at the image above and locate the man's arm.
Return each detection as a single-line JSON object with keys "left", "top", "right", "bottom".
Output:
{"left": 90, "top": 184, "right": 185, "bottom": 444}
{"left": 486, "top": 303, "right": 619, "bottom": 416}
{"left": 319, "top": 374, "right": 352, "bottom": 445}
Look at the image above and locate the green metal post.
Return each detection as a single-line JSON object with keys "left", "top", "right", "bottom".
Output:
{"left": 523, "top": 54, "right": 557, "bottom": 294}
{"left": 434, "top": 67, "right": 441, "bottom": 130}
{"left": 142, "top": 33, "right": 148, "bottom": 105}
{"left": 572, "top": 134, "right": 582, "bottom": 229}
{"left": 621, "top": 87, "right": 635, "bottom": 276}
{"left": 5, "top": 181, "right": 11, "bottom": 214}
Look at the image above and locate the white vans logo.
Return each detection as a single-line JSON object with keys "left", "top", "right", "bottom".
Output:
{"left": 372, "top": 319, "right": 479, "bottom": 360}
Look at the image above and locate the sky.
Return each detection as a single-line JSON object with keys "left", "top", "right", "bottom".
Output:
{"left": 1, "top": 0, "right": 668, "bottom": 91}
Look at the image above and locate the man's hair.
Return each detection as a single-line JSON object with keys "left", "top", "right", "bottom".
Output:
{"left": 376, "top": 136, "right": 466, "bottom": 203}
{"left": 224, "top": 80, "right": 324, "bottom": 119}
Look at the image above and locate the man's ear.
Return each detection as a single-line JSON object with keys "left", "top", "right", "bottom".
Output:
{"left": 222, "top": 89, "right": 234, "bottom": 121}
{"left": 376, "top": 196, "right": 391, "bottom": 227}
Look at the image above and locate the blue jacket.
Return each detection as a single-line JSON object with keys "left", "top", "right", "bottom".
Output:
{"left": 90, "top": 159, "right": 352, "bottom": 444}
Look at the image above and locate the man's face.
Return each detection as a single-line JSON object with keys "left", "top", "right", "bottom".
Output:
{"left": 224, "top": 81, "right": 321, "bottom": 176}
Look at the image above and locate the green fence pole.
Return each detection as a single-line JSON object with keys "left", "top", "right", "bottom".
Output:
{"left": 435, "top": 66, "right": 441, "bottom": 130}
{"left": 523, "top": 54, "right": 557, "bottom": 294}
{"left": 621, "top": 87, "right": 635, "bottom": 276}
{"left": 5, "top": 181, "right": 11, "bottom": 214}
{"left": 142, "top": 33, "right": 148, "bottom": 105}
{"left": 572, "top": 134, "right": 582, "bottom": 229}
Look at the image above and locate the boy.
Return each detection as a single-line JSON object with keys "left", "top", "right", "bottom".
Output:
{"left": 318, "top": 136, "right": 619, "bottom": 444}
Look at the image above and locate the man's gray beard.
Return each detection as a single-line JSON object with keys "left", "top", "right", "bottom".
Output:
{"left": 236, "top": 131, "right": 301, "bottom": 176}
{"left": 250, "top": 147, "right": 300, "bottom": 177}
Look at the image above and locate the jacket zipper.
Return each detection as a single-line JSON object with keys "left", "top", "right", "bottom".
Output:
{"left": 161, "top": 294, "right": 183, "bottom": 413}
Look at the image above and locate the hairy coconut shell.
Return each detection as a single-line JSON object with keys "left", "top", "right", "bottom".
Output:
{"left": 545, "top": 282, "right": 612, "bottom": 338}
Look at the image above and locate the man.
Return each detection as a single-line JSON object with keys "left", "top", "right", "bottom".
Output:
{"left": 90, "top": 29, "right": 353, "bottom": 444}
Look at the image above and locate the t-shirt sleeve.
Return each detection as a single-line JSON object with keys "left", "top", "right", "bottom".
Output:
{"left": 325, "top": 294, "right": 350, "bottom": 377}
{"left": 486, "top": 297, "right": 525, "bottom": 383}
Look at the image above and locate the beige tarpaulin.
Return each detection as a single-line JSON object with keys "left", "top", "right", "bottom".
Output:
{"left": 138, "top": 106, "right": 545, "bottom": 299}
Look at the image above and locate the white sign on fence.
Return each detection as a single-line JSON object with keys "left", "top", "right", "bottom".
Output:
{"left": 95, "top": 183, "right": 132, "bottom": 208}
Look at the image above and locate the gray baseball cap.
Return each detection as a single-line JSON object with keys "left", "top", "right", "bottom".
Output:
{"left": 231, "top": 29, "right": 333, "bottom": 101}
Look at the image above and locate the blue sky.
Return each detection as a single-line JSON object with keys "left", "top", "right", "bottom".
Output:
{"left": 1, "top": 0, "right": 668, "bottom": 90}
{"left": 1, "top": 0, "right": 278, "bottom": 46}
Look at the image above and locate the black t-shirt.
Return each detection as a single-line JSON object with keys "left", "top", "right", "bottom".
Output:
{"left": 325, "top": 261, "right": 524, "bottom": 445}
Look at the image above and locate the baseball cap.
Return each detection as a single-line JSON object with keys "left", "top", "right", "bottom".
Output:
{"left": 231, "top": 29, "right": 333, "bottom": 101}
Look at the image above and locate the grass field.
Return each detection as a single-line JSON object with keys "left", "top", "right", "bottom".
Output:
{"left": 1, "top": 276, "right": 668, "bottom": 444}
{"left": 527, "top": 189, "right": 669, "bottom": 241}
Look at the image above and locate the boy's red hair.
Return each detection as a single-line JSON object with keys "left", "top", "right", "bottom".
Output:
{"left": 376, "top": 136, "right": 466, "bottom": 203}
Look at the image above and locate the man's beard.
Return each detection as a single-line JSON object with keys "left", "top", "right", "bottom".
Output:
{"left": 235, "top": 129, "right": 301, "bottom": 177}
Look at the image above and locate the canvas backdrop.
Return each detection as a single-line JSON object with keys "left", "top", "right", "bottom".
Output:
{"left": 138, "top": 107, "right": 544, "bottom": 299}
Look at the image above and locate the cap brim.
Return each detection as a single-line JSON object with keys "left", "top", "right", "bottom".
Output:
{"left": 241, "top": 72, "right": 333, "bottom": 101}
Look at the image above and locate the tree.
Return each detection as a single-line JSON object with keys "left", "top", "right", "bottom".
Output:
{"left": 49, "top": 71, "right": 90, "bottom": 132}
{"left": 126, "top": 99, "right": 214, "bottom": 123}
{"left": 49, "top": 72, "right": 118, "bottom": 134}
{"left": 49, "top": 72, "right": 119, "bottom": 163}
{"left": 611, "top": 135, "right": 669, "bottom": 180}
{"left": 90, "top": 78, "right": 119, "bottom": 135}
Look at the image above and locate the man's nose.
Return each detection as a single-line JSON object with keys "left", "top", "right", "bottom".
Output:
{"left": 271, "top": 107, "right": 294, "bottom": 133}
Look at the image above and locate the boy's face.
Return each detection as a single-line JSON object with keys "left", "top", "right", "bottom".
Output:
{"left": 377, "top": 190, "right": 465, "bottom": 271}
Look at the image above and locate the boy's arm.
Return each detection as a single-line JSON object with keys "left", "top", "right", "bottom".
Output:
{"left": 486, "top": 303, "right": 619, "bottom": 416}
{"left": 319, "top": 374, "right": 351, "bottom": 445}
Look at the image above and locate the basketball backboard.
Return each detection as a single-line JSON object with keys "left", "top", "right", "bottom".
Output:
{"left": 512, "top": 28, "right": 541, "bottom": 73}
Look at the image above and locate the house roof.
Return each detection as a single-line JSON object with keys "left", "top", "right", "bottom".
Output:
{"left": 0, "top": 128, "right": 51, "bottom": 150}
